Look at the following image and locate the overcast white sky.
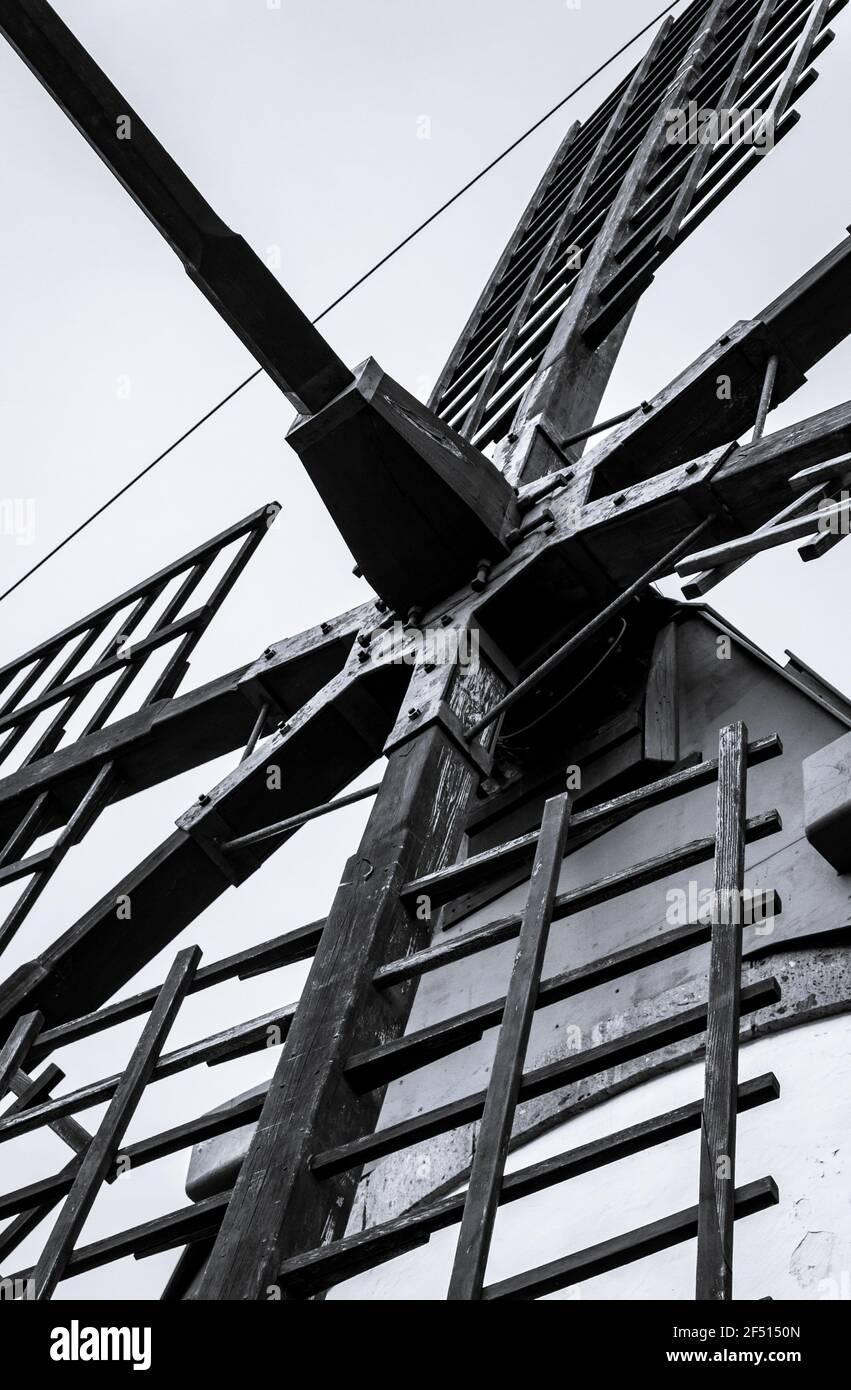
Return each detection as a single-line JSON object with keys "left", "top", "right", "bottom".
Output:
{"left": 0, "top": 0, "right": 849, "bottom": 1299}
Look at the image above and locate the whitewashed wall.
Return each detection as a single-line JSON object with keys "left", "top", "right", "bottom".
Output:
{"left": 331, "top": 1015, "right": 851, "bottom": 1300}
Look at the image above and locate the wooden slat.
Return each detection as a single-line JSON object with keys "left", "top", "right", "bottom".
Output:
{"left": 482, "top": 1177, "right": 778, "bottom": 1300}
{"left": 378, "top": 810, "right": 781, "bottom": 990}
{"left": 277, "top": 1073, "right": 780, "bottom": 1297}
{"left": 460, "top": 24, "right": 667, "bottom": 443}
{"left": 0, "top": 2, "right": 351, "bottom": 413}
{"left": 312, "top": 977, "right": 780, "bottom": 1178}
{"left": 31, "top": 945, "right": 201, "bottom": 1300}
{"left": 8, "top": 1192, "right": 231, "bottom": 1288}
{"left": 696, "top": 722, "right": 748, "bottom": 1300}
{"left": 0, "top": 999, "right": 298, "bottom": 1146}
{"left": 644, "top": 621, "right": 679, "bottom": 763}
{"left": 193, "top": 661, "right": 508, "bottom": 1300}
{"left": 402, "top": 733, "right": 782, "bottom": 910}
{"left": 681, "top": 477, "right": 843, "bottom": 597}
{"left": 657, "top": 0, "right": 779, "bottom": 249}
{"left": 347, "top": 896, "right": 779, "bottom": 1092}
{"left": 763, "top": 0, "right": 831, "bottom": 126}
{"left": 28, "top": 917, "right": 324, "bottom": 1062}
{"left": 0, "top": 1010, "right": 42, "bottom": 1098}
{"left": 448, "top": 792, "right": 571, "bottom": 1299}
{"left": 676, "top": 496, "right": 851, "bottom": 574}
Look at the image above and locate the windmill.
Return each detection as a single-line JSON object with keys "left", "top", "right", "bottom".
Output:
{"left": 1, "top": 0, "right": 850, "bottom": 1302}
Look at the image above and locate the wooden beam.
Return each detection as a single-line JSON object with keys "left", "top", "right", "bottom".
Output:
{"left": 0, "top": 605, "right": 367, "bottom": 850}
{"left": 0, "top": 658, "right": 401, "bottom": 1038}
{"left": 680, "top": 478, "right": 841, "bottom": 597}
{"left": 31, "top": 946, "right": 200, "bottom": 1299}
{"left": 465, "top": 518, "right": 712, "bottom": 742}
{"left": 448, "top": 793, "right": 571, "bottom": 1299}
{"left": 402, "top": 734, "right": 782, "bottom": 911}
{"left": 312, "top": 979, "right": 779, "bottom": 1178}
{"left": 278, "top": 1074, "right": 780, "bottom": 1296}
{"left": 377, "top": 810, "right": 780, "bottom": 990}
{"left": 676, "top": 497, "right": 851, "bottom": 574}
{"left": 0, "top": 1011, "right": 41, "bottom": 1098}
{"left": 644, "top": 621, "right": 679, "bottom": 764}
{"left": 696, "top": 722, "right": 748, "bottom": 1301}
{"left": 193, "top": 658, "right": 508, "bottom": 1300}
{"left": 0, "top": 0, "right": 352, "bottom": 413}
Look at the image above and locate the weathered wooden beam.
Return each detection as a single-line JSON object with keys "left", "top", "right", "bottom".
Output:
{"left": 465, "top": 518, "right": 711, "bottom": 742}
{"left": 680, "top": 476, "right": 844, "bottom": 597}
{"left": 571, "top": 233, "right": 851, "bottom": 498}
{"left": 345, "top": 900, "right": 775, "bottom": 1093}
{"left": 0, "top": 604, "right": 367, "bottom": 849}
{"left": 277, "top": 1074, "right": 780, "bottom": 1296}
{"left": 696, "top": 722, "right": 748, "bottom": 1301}
{"left": 8, "top": 1192, "right": 231, "bottom": 1287}
{"left": 377, "top": 810, "right": 780, "bottom": 990}
{"left": 31, "top": 945, "right": 200, "bottom": 1299}
{"left": 0, "top": 657, "right": 404, "bottom": 1038}
{"left": 448, "top": 793, "right": 571, "bottom": 1299}
{"left": 193, "top": 658, "right": 508, "bottom": 1299}
{"left": 403, "top": 733, "right": 782, "bottom": 912}
{"left": 676, "top": 497, "right": 850, "bottom": 574}
{"left": 0, "top": 1010, "right": 41, "bottom": 1098}
{"left": 0, "top": 999, "right": 298, "bottom": 1146}
{"left": 644, "top": 621, "right": 679, "bottom": 764}
{"left": 0, "top": 0, "right": 352, "bottom": 413}
{"left": 312, "top": 979, "right": 780, "bottom": 1178}
{"left": 27, "top": 918, "right": 323, "bottom": 1064}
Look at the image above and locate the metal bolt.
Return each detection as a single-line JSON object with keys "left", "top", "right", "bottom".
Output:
{"left": 375, "top": 598, "right": 388, "bottom": 613}
{"left": 471, "top": 559, "right": 492, "bottom": 593}
{"left": 198, "top": 793, "right": 211, "bottom": 806}
{"left": 440, "top": 614, "right": 453, "bottom": 627}
{"left": 277, "top": 720, "right": 290, "bottom": 733}
{"left": 263, "top": 647, "right": 275, "bottom": 660}
{"left": 357, "top": 632, "right": 371, "bottom": 647}
{"left": 358, "top": 650, "right": 369, "bottom": 664}
{"left": 320, "top": 621, "right": 332, "bottom": 634}
{"left": 352, "top": 564, "right": 363, "bottom": 578}
{"left": 406, "top": 607, "right": 423, "bottom": 629}
{"left": 407, "top": 707, "right": 422, "bottom": 720}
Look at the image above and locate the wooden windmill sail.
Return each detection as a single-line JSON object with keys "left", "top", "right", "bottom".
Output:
{"left": 1, "top": 0, "right": 850, "bottom": 1301}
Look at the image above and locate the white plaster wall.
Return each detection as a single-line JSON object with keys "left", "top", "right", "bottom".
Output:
{"left": 347, "top": 622, "right": 851, "bottom": 1227}
{"left": 330, "top": 1014, "right": 851, "bottom": 1300}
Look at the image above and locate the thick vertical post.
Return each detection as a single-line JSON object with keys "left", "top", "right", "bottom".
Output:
{"left": 448, "top": 792, "right": 571, "bottom": 1300}
{"left": 194, "top": 655, "right": 507, "bottom": 1300}
{"left": 696, "top": 721, "right": 747, "bottom": 1301}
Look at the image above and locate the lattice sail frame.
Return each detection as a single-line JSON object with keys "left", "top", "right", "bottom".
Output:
{"left": 1, "top": 0, "right": 850, "bottom": 1300}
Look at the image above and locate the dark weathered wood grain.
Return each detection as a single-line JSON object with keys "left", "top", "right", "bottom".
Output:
{"left": 377, "top": 810, "right": 781, "bottom": 990}
{"left": 194, "top": 660, "right": 507, "bottom": 1300}
{"left": 313, "top": 978, "right": 779, "bottom": 1178}
{"left": 696, "top": 722, "right": 748, "bottom": 1301}
{"left": 448, "top": 792, "right": 571, "bottom": 1299}
{"left": 31, "top": 946, "right": 201, "bottom": 1300}
{"left": 277, "top": 1074, "right": 779, "bottom": 1296}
